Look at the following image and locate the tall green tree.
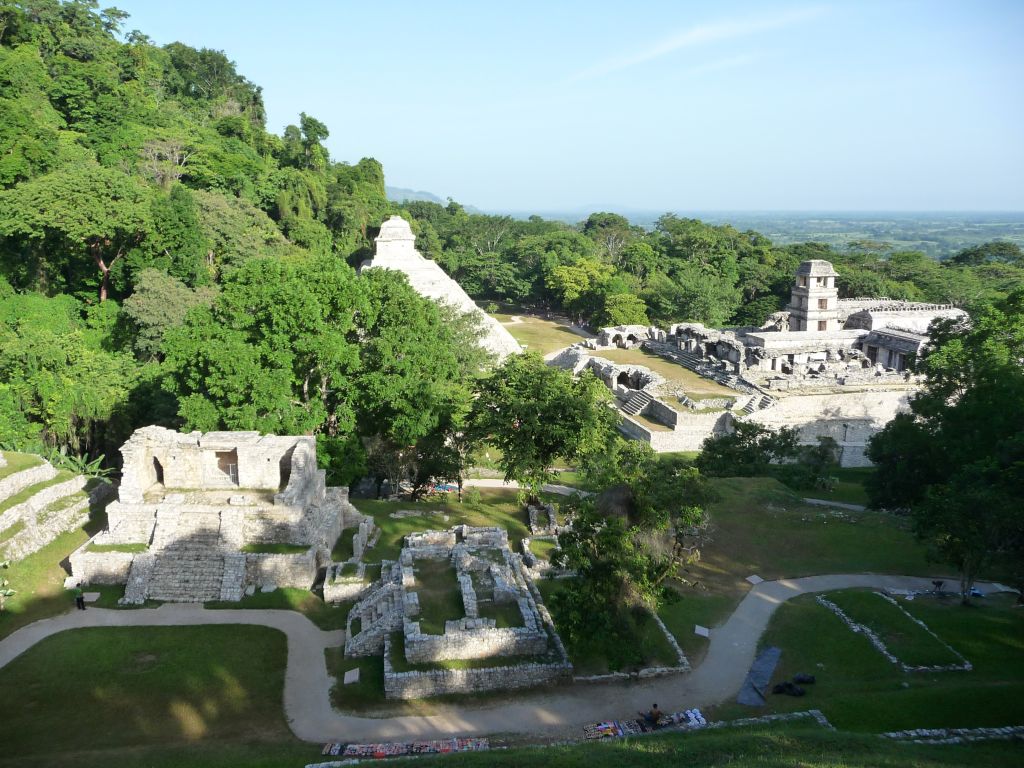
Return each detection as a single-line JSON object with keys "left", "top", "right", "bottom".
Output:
{"left": 867, "top": 291, "right": 1024, "bottom": 602}
{"left": 0, "top": 163, "right": 151, "bottom": 300}
{"left": 471, "top": 352, "right": 617, "bottom": 494}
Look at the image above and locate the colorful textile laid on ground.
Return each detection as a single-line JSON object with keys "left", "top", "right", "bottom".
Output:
{"left": 321, "top": 738, "right": 489, "bottom": 759}
{"left": 582, "top": 709, "right": 707, "bottom": 740}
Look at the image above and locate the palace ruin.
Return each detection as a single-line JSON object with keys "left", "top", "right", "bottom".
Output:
{"left": 556, "top": 259, "right": 966, "bottom": 465}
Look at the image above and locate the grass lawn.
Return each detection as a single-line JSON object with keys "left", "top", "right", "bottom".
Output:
{"left": 351, "top": 725, "right": 1024, "bottom": 767}
{"left": 206, "top": 588, "right": 352, "bottom": 631}
{"left": 0, "top": 451, "right": 43, "bottom": 481}
{"left": 490, "top": 313, "right": 591, "bottom": 355}
{"left": 0, "top": 518, "right": 26, "bottom": 544}
{"left": 769, "top": 465, "right": 874, "bottom": 507}
{"left": 657, "top": 593, "right": 737, "bottom": 665}
{"left": 0, "top": 501, "right": 105, "bottom": 640}
{"left": 331, "top": 527, "right": 356, "bottom": 561}
{"left": 695, "top": 477, "right": 932, "bottom": 594}
{"left": 529, "top": 538, "right": 558, "bottom": 560}
{"left": 411, "top": 558, "right": 464, "bottom": 634}
{"left": 595, "top": 347, "right": 738, "bottom": 399}
{"left": 653, "top": 476, "right": 945, "bottom": 661}
{"left": 536, "top": 578, "right": 679, "bottom": 674}
{"left": 827, "top": 590, "right": 964, "bottom": 667}
{"left": 351, "top": 488, "right": 534, "bottom": 563}
{"left": 87, "top": 542, "right": 148, "bottom": 553}
{"left": 0, "top": 626, "right": 301, "bottom": 759}
{"left": 711, "top": 590, "right": 1024, "bottom": 733}
{"left": 239, "top": 542, "right": 310, "bottom": 555}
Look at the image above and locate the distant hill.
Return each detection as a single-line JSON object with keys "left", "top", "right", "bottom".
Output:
{"left": 386, "top": 186, "right": 446, "bottom": 205}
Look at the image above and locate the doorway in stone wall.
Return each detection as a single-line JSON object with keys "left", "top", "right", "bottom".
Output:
{"left": 216, "top": 449, "right": 239, "bottom": 485}
{"left": 152, "top": 457, "right": 164, "bottom": 486}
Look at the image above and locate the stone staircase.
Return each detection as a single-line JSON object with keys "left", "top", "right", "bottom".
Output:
{"left": 345, "top": 570, "right": 405, "bottom": 656}
{"left": 621, "top": 390, "right": 653, "bottom": 416}
{"left": 739, "top": 393, "right": 778, "bottom": 416}
{"left": 143, "top": 511, "right": 230, "bottom": 602}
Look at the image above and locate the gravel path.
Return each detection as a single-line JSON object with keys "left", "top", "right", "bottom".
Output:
{"left": 0, "top": 574, "right": 1012, "bottom": 743}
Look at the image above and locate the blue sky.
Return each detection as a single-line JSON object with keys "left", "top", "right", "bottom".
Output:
{"left": 112, "top": 1, "right": 1023, "bottom": 212}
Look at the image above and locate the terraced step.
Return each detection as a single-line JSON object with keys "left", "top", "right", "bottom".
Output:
{"left": 0, "top": 471, "right": 81, "bottom": 532}
{"left": 0, "top": 460, "right": 58, "bottom": 511}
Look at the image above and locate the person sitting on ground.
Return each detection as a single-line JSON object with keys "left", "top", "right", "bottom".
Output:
{"left": 641, "top": 703, "right": 663, "bottom": 725}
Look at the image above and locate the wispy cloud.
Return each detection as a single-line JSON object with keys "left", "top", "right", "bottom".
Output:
{"left": 566, "top": 6, "right": 826, "bottom": 83}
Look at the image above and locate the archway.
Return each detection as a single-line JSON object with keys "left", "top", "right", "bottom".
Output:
{"left": 616, "top": 371, "right": 632, "bottom": 389}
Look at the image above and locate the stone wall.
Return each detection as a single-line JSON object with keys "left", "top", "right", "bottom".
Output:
{"left": 69, "top": 542, "right": 135, "bottom": 584}
{"left": 244, "top": 547, "right": 319, "bottom": 589}
{"left": 749, "top": 389, "right": 911, "bottom": 468}
{"left": 324, "top": 562, "right": 372, "bottom": 602}
{"left": 402, "top": 615, "right": 548, "bottom": 663}
{"left": 642, "top": 398, "right": 680, "bottom": 428}
{"left": 0, "top": 473, "right": 87, "bottom": 533}
{"left": 0, "top": 461, "right": 56, "bottom": 502}
{"left": 383, "top": 636, "right": 571, "bottom": 699}
{"left": 619, "top": 411, "right": 732, "bottom": 453}
{"left": 4, "top": 480, "right": 114, "bottom": 562}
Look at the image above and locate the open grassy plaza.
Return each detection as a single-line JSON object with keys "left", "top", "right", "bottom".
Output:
{"left": 488, "top": 312, "right": 592, "bottom": 356}
{"left": 593, "top": 347, "right": 739, "bottom": 400}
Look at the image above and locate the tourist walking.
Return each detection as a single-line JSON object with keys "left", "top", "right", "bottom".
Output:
{"left": 73, "top": 584, "right": 86, "bottom": 610}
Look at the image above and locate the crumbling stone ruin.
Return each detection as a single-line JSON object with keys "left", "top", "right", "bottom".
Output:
{"left": 68, "top": 427, "right": 357, "bottom": 603}
{"left": 0, "top": 453, "right": 112, "bottom": 562}
{"left": 343, "top": 525, "right": 571, "bottom": 699}
{"left": 361, "top": 216, "right": 522, "bottom": 361}
{"left": 552, "top": 259, "right": 967, "bottom": 466}
{"left": 323, "top": 508, "right": 381, "bottom": 603}
{"left": 526, "top": 500, "right": 559, "bottom": 536}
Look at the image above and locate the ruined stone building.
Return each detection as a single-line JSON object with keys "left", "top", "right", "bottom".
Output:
{"left": 342, "top": 525, "right": 571, "bottom": 699}
{"left": 554, "top": 260, "right": 966, "bottom": 466}
{"left": 69, "top": 427, "right": 357, "bottom": 603}
{"left": 361, "top": 216, "right": 522, "bottom": 361}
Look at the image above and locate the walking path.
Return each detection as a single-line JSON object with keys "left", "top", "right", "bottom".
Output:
{"left": 462, "top": 477, "right": 588, "bottom": 497}
{"left": 803, "top": 498, "right": 868, "bottom": 512}
{"left": 0, "top": 574, "right": 1011, "bottom": 743}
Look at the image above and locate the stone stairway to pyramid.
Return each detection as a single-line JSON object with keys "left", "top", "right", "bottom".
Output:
{"left": 142, "top": 511, "right": 236, "bottom": 603}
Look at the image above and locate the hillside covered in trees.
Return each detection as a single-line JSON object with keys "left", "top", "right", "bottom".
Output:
{"left": 1, "top": 0, "right": 1022, "bottom": 481}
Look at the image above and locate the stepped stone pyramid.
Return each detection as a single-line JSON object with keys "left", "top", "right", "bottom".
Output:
{"left": 361, "top": 216, "right": 521, "bottom": 361}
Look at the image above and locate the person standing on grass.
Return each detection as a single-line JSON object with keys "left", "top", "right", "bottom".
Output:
{"left": 73, "top": 584, "right": 86, "bottom": 610}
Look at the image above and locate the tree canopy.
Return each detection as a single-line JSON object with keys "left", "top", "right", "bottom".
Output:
{"left": 866, "top": 291, "right": 1024, "bottom": 601}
